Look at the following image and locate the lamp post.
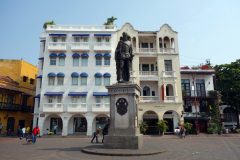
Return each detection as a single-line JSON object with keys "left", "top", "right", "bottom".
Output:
{"left": 192, "top": 85, "right": 198, "bottom": 135}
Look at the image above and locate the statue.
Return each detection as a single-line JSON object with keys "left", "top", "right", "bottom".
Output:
{"left": 115, "top": 32, "right": 134, "bottom": 83}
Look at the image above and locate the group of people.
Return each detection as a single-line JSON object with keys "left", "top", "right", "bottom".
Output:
{"left": 17, "top": 126, "right": 30, "bottom": 138}
{"left": 16, "top": 125, "right": 40, "bottom": 144}
{"left": 91, "top": 122, "right": 109, "bottom": 143}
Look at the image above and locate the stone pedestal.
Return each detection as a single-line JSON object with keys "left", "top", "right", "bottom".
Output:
{"left": 104, "top": 83, "right": 143, "bottom": 149}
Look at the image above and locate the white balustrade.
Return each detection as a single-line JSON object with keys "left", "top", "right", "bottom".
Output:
{"left": 67, "top": 103, "right": 87, "bottom": 112}
{"left": 47, "top": 25, "right": 116, "bottom": 31}
{"left": 48, "top": 42, "right": 66, "bottom": 51}
{"left": 140, "top": 96, "right": 159, "bottom": 102}
{"left": 92, "top": 103, "right": 110, "bottom": 112}
{"left": 41, "top": 32, "right": 46, "bottom": 37}
{"left": 71, "top": 43, "right": 89, "bottom": 51}
{"left": 94, "top": 43, "right": 112, "bottom": 52}
{"left": 159, "top": 48, "right": 175, "bottom": 53}
{"left": 139, "top": 71, "right": 158, "bottom": 76}
{"left": 164, "top": 96, "right": 178, "bottom": 103}
{"left": 139, "top": 48, "right": 157, "bottom": 53}
{"left": 163, "top": 71, "right": 176, "bottom": 77}
{"left": 43, "top": 103, "right": 63, "bottom": 112}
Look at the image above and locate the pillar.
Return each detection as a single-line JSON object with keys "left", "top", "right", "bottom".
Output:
{"left": 62, "top": 117, "right": 68, "bottom": 136}
{"left": 169, "top": 38, "right": 172, "bottom": 48}
{"left": 109, "top": 94, "right": 115, "bottom": 129}
{"left": 86, "top": 116, "right": 94, "bottom": 136}
{"left": 136, "top": 36, "right": 139, "bottom": 53}
{"left": 128, "top": 93, "right": 135, "bottom": 129}
{"left": 156, "top": 37, "right": 160, "bottom": 53}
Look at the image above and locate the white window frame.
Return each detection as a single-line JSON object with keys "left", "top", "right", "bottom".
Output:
{"left": 82, "top": 57, "right": 88, "bottom": 66}
{"left": 57, "top": 77, "right": 64, "bottom": 85}
{"left": 75, "top": 37, "right": 80, "bottom": 42}
{"left": 48, "top": 77, "right": 55, "bottom": 85}
{"left": 48, "top": 96, "right": 53, "bottom": 103}
{"left": 97, "top": 37, "right": 101, "bottom": 42}
{"left": 72, "top": 96, "right": 77, "bottom": 103}
{"left": 96, "top": 57, "right": 102, "bottom": 66}
{"left": 95, "top": 77, "right": 101, "bottom": 85}
{"left": 73, "top": 57, "right": 79, "bottom": 66}
{"left": 57, "top": 96, "right": 62, "bottom": 103}
{"left": 104, "top": 77, "right": 110, "bottom": 85}
{"left": 106, "top": 37, "right": 110, "bottom": 42}
{"left": 83, "top": 37, "right": 88, "bottom": 42}
{"left": 62, "top": 37, "right": 66, "bottom": 42}
{"left": 104, "top": 58, "right": 110, "bottom": 66}
{"left": 59, "top": 57, "right": 65, "bottom": 66}
{"left": 72, "top": 77, "right": 78, "bottom": 85}
{"left": 81, "top": 77, "right": 87, "bottom": 85}
{"left": 50, "top": 57, "right": 56, "bottom": 65}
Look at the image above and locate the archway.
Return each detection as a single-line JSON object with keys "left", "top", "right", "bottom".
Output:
{"left": 42, "top": 114, "right": 63, "bottom": 135}
{"left": 92, "top": 114, "right": 109, "bottom": 133}
{"left": 163, "top": 110, "right": 180, "bottom": 133}
{"left": 166, "top": 84, "right": 174, "bottom": 96}
{"left": 142, "top": 110, "right": 159, "bottom": 135}
{"left": 171, "top": 38, "right": 175, "bottom": 48}
{"left": 143, "top": 86, "right": 150, "bottom": 96}
{"left": 68, "top": 114, "right": 87, "bottom": 135}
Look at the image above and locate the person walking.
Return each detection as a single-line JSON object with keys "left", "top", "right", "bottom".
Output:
{"left": 179, "top": 125, "right": 184, "bottom": 138}
{"left": 91, "top": 127, "right": 102, "bottom": 143}
{"left": 17, "top": 126, "right": 21, "bottom": 137}
{"left": 53, "top": 124, "right": 58, "bottom": 135}
{"left": 26, "top": 126, "right": 30, "bottom": 137}
{"left": 32, "top": 126, "right": 40, "bottom": 144}
{"left": 102, "top": 123, "right": 109, "bottom": 143}
{"left": 0, "top": 123, "right": 3, "bottom": 135}
{"left": 22, "top": 126, "right": 26, "bottom": 138}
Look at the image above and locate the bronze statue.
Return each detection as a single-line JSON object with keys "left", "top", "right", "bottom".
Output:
{"left": 115, "top": 32, "right": 134, "bottom": 83}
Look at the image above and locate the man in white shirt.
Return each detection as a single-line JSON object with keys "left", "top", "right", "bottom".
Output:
{"left": 0, "top": 123, "right": 3, "bottom": 135}
{"left": 22, "top": 126, "right": 26, "bottom": 137}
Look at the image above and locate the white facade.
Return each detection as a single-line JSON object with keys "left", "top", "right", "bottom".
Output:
{"left": 33, "top": 25, "right": 117, "bottom": 136}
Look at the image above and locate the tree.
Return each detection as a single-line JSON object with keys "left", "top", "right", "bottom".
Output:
{"left": 103, "top": 16, "right": 117, "bottom": 25}
{"left": 43, "top": 21, "right": 56, "bottom": 29}
{"left": 140, "top": 121, "right": 148, "bottom": 135}
{"left": 156, "top": 120, "right": 169, "bottom": 135}
{"left": 215, "top": 59, "right": 240, "bottom": 127}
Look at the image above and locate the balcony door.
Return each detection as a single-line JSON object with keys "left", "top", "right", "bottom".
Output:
{"left": 143, "top": 86, "right": 150, "bottom": 96}
{"left": 142, "top": 64, "right": 149, "bottom": 71}
{"left": 196, "top": 80, "right": 206, "bottom": 96}
{"left": 181, "top": 79, "right": 191, "bottom": 96}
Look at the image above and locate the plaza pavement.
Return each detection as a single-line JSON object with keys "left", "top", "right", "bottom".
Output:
{"left": 1, "top": 135, "right": 240, "bottom": 160}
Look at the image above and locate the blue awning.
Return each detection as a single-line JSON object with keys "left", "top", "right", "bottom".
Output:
{"left": 37, "top": 75, "right": 42, "bottom": 78}
{"left": 48, "top": 72, "right": 56, "bottom": 76}
{"left": 80, "top": 72, "right": 88, "bottom": 77}
{"left": 58, "top": 53, "right": 66, "bottom": 57}
{"left": 44, "top": 92, "right": 64, "bottom": 96}
{"left": 103, "top": 73, "right": 111, "bottom": 77}
{"left": 104, "top": 53, "right": 111, "bottom": 57}
{"left": 57, "top": 72, "right": 65, "bottom": 77}
{"left": 94, "top": 34, "right": 111, "bottom": 36}
{"left": 72, "top": 34, "right": 89, "bottom": 36}
{"left": 68, "top": 92, "right": 88, "bottom": 96}
{"left": 81, "top": 53, "right": 89, "bottom": 57}
{"left": 49, "top": 53, "right": 57, "bottom": 57}
{"left": 38, "top": 57, "right": 44, "bottom": 60}
{"left": 49, "top": 34, "right": 67, "bottom": 36}
{"left": 71, "top": 72, "right": 79, "bottom": 77}
{"left": 95, "top": 53, "right": 103, "bottom": 57}
{"left": 94, "top": 73, "right": 102, "bottom": 77}
{"left": 93, "top": 92, "right": 109, "bottom": 96}
{"left": 34, "top": 94, "right": 41, "bottom": 98}
{"left": 72, "top": 53, "right": 80, "bottom": 57}
{"left": 40, "top": 40, "right": 46, "bottom": 42}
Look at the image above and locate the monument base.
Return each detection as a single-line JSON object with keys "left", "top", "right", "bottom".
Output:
{"left": 104, "top": 134, "right": 143, "bottom": 149}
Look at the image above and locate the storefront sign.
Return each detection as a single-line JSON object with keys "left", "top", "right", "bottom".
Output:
{"left": 138, "top": 108, "right": 143, "bottom": 111}
{"left": 40, "top": 114, "right": 45, "bottom": 117}
{"left": 155, "top": 106, "right": 165, "bottom": 109}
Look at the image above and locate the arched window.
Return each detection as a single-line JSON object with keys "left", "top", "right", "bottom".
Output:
{"left": 143, "top": 86, "right": 150, "bottom": 96}
{"left": 166, "top": 84, "right": 174, "bottom": 96}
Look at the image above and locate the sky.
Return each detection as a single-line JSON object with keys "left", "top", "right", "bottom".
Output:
{"left": 0, "top": 0, "right": 239, "bottom": 67}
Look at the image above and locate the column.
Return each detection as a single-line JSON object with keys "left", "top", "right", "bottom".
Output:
{"left": 109, "top": 94, "right": 115, "bottom": 129}
{"left": 136, "top": 36, "right": 139, "bottom": 53}
{"left": 156, "top": 36, "right": 160, "bottom": 53}
{"left": 169, "top": 38, "right": 172, "bottom": 48}
{"left": 86, "top": 116, "right": 94, "bottom": 136}
{"left": 174, "top": 80, "right": 178, "bottom": 102}
{"left": 128, "top": 93, "right": 135, "bottom": 129}
{"left": 162, "top": 38, "right": 164, "bottom": 52}
{"left": 61, "top": 117, "right": 68, "bottom": 136}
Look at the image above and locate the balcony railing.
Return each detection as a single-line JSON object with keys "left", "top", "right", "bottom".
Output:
{"left": 92, "top": 103, "right": 110, "bottom": 112}
{"left": 140, "top": 96, "right": 159, "bottom": 102}
{"left": 164, "top": 96, "right": 178, "bottom": 102}
{"left": 94, "top": 43, "right": 112, "bottom": 52}
{"left": 160, "top": 48, "right": 175, "bottom": 53}
{"left": 0, "top": 103, "right": 21, "bottom": 111}
{"left": 67, "top": 103, "right": 87, "bottom": 113}
{"left": 43, "top": 103, "right": 63, "bottom": 112}
{"left": 183, "top": 90, "right": 217, "bottom": 98}
{"left": 163, "top": 71, "right": 176, "bottom": 77}
{"left": 48, "top": 42, "right": 66, "bottom": 51}
{"left": 21, "top": 105, "right": 31, "bottom": 112}
{"left": 139, "top": 48, "right": 157, "bottom": 53}
{"left": 139, "top": 71, "right": 158, "bottom": 76}
{"left": 47, "top": 25, "right": 116, "bottom": 31}
{"left": 71, "top": 43, "right": 89, "bottom": 52}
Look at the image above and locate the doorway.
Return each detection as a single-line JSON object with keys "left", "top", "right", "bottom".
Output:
{"left": 19, "top": 120, "right": 25, "bottom": 129}
{"left": 164, "top": 118, "right": 174, "bottom": 132}
{"left": 7, "top": 117, "right": 15, "bottom": 132}
{"left": 50, "top": 118, "right": 62, "bottom": 132}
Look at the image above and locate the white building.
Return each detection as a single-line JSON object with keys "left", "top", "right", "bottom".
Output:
{"left": 33, "top": 25, "right": 117, "bottom": 136}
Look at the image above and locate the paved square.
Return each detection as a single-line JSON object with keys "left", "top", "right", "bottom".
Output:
{"left": 1, "top": 136, "right": 240, "bottom": 160}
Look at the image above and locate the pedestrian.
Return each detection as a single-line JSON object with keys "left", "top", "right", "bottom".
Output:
{"left": 26, "top": 126, "right": 30, "bottom": 137}
{"left": 17, "top": 126, "right": 21, "bottom": 137}
{"left": 32, "top": 126, "right": 40, "bottom": 144}
{"left": 0, "top": 123, "right": 3, "bottom": 135}
{"left": 91, "top": 126, "right": 102, "bottom": 143}
{"left": 22, "top": 126, "right": 26, "bottom": 138}
{"left": 53, "top": 124, "right": 58, "bottom": 135}
{"left": 7, "top": 129, "right": 11, "bottom": 136}
{"left": 102, "top": 122, "right": 109, "bottom": 143}
{"left": 179, "top": 124, "right": 184, "bottom": 138}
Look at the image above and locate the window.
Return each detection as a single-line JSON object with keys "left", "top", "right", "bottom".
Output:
{"left": 38, "top": 99, "right": 40, "bottom": 108}
{"left": 23, "top": 76, "right": 28, "bottom": 82}
{"left": 184, "top": 100, "right": 192, "bottom": 112}
{"left": 151, "top": 64, "right": 154, "bottom": 71}
{"left": 141, "top": 43, "right": 148, "bottom": 48}
{"left": 150, "top": 43, "right": 153, "bottom": 48}
{"left": 199, "top": 101, "right": 207, "bottom": 112}
{"left": 142, "top": 64, "right": 149, "bottom": 71}
{"left": 81, "top": 96, "right": 86, "bottom": 103}
{"left": 83, "top": 37, "right": 88, "bottom": 42}
{"left": 62, "top": 37, "right": 65, "bottom": 42}
{"left": 164, "top": 60, "right": 172, "bottom": 71}
{"left": 106, "top": 37, "right": 109, "bottom": 42}
{"left": 75, "top": 37, "right": 80, "bottom": 42}
{"left": 81, "top": 77, "right": 87, "bottom": 85}
{"left": 53, "top": 37, "right": 57, "bottom": 42}
{"left": 139, "top": 64, "right": 141, "bottom": 71}
{"left": 96, "top": 58, "right": 102, "bottom": 65}
{"left": 30, "top": 79, "right": 34, "bottom": 85}
{"left": 96, "top": 96, "right": 101, "bottom": 103}
{"left": 105, "top": 96, "right": 109, "bottom": 103}
{"left": 43, "top": 42, "right": 45, "bottom": 52}
{"left": 58, "top": 77, "right": 64, "bottom": 85}
{"left": 73, "top": 57, "right": 79, "bottom": 66}
{"left": 48, "top": 77, "right": 55, "bottom": 85}
{"left": 48, "top": 97, "right": 53, "bottom": 103}
{"left": 181, "top": 79, "right": 191, "bottom": 96}
{"left": 72, "top": 96, "right": 77, "bottom": 103}
{"left": 59, "top": 57, "right": 65, "bottom": 66}
{"left": 82, "top": 57, "right": 88, "bottom": 66}
{"left": 97, "top": 38, "right": 101, "bottom": 42}
{"left": 22, "top": 97, "right": 28, "bottom": 106}
{"left": 159, "top": 43, "right": 166, "bottom": 48}
{"left": 196, "top": 80, "right": 206, "bottom": 96}
{"left": 72, "top": 77, "right": 78, "bottom": 85}
{"left": 41, "top": 60, "right": 44, "bottom": 69}
{"left": 50, "top": 57, "right": 56, "bottom": 65}
{"left": 40, "top": 79, "right": 42, "bottom": 88}
{"left": 152, "top": 91, "right": 155, "bottom": 96}
{"left": 95, "top": 77, "right": 101, "bottom": 85}
{"left": 104, "top": 77, "right": 110, "bottom": 85}
{"left": 143, "top": 86, "right": 150, "bottom": 96}
{"left": 57, "top": 96, "right": 62, "bottom": 103}
{"left": 104, "top": 58, "right": 110, "bottom": 65}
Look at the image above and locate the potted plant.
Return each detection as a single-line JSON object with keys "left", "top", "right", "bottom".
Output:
{"left": 140, "top": 121, "right": 148, "bottom": 135}
{"left": 183, "top": 122, "right": 193, "bottom": 136}
{"left": 182, "top": 89, "right": 187, "bottom": 96}
{"left": 184, "top": 105, "right": 188, "bottom": 109}
{"left": 156, "top": 120, "right": 169, "bottom": 135}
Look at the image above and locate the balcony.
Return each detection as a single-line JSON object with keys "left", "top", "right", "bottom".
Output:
{"left": 164, "top": 96, "right": 178, "bottom": 103}
{"left": 140, "top": 96, "right": 159, "bottom": 103}
{"left": 183, "top": 90, "right": 217, "bottom": 99}
{"left": 43, "top": 103, "right": 63, "bottom": 113}
{"left": 162, "top": 71, "right": 176, "bottom": 78}
{"left": 139, "top": 48, "right": 157, "bottom": 53}
{"left": 139, "top": 71, "right": 158, "bottom": 81}
{"left": 21, "top": 105, "right": 31, "bottom": 112}
{"left": 47, "top": 25, "right": 116, "bottom": 31}
{"left": 92, "top": 103, "right": 110, "bottom": 113}
{"left": 48, "top": 42, "right": 66, "bottom": 52}
{"left": 0, "top": 103, "right": 21, "bottom": 111}
{"left": 94, "top": 43, "right": 111, "bottom": 52}
{"left": 160, "top": 48, "right": 175, "bottom": 53}
{"left": 67, "top": 103, "right": 87, "bottom": 113}
{"left": 71, "top": 43, "right": 89, "bottom": 52}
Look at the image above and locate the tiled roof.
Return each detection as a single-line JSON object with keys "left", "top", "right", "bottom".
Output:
{"left": 0, "top": 84, "right": 23, "bottom": 93}
{"left": 0, "top": 75, "right": 19, "bottom": 85}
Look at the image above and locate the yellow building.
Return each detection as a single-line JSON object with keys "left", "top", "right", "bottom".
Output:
{"left": 0, "top": 59, "right": 38, "bottom": 134}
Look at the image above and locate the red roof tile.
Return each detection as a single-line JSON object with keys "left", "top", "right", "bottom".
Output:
{"left": 0, "top": 75, "right": 19, "bottom": 85}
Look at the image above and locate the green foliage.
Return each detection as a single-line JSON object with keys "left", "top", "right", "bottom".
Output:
{"left": 183, "top": 122, "right": 193, "bottom": 131}
{"left": 140, "top": 121, "right": 148, "bottom": 134}
{"left": 182, "top": 89, "right": 187, "bottom": 96}
{"left": 43, "top": 21, "right": 56, "bottom": 29}
{"left": 103, "top": 16, "right": 117, "bottom": 25}
{"left": 156, "top": 120, "right": 169, "bottom": 134}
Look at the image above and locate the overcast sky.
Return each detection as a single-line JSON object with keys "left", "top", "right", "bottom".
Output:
{"left": 0, "top": 0, "right": 239, "bottom": 67}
